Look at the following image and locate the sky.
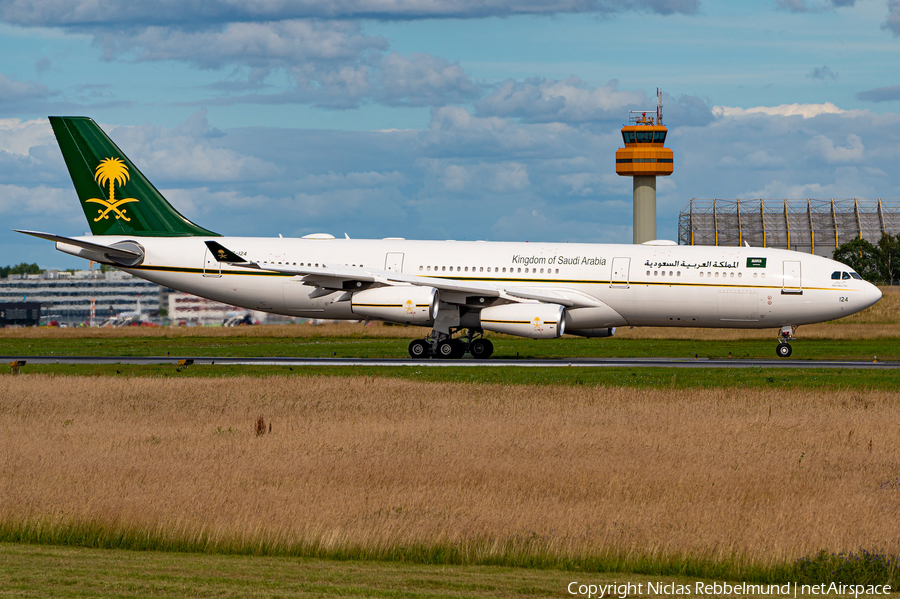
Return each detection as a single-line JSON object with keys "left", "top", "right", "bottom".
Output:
{"left": 1, "top": 0, "right": 899, "bottom": 270}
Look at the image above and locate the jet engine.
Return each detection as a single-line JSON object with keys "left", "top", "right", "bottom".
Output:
{"left": 478, "top": 303, "right": 565, "bottom": 339}
{"left": 350, "top": 286, "right": 438, "bottom": 324}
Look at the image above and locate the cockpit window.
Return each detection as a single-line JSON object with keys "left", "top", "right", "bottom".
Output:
{"left": 850, "top": 272, "right": 862, "bottom": 280}
{"left": 831, "top": 271, "right": 841, "bottom": 280}
{"left": 842, "top": 272, "right": 851, "bottom": 280}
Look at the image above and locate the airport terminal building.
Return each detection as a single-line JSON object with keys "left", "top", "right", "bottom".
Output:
{"left": 0, "top": 269, "right": 285, "bottom": 326}
{"left": 0, "top": 269, "right": 162, "bottom": 325}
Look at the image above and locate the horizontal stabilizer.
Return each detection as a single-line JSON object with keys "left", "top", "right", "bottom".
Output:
{"left": 15, "top": 229, "right": 143, "bottom": 264}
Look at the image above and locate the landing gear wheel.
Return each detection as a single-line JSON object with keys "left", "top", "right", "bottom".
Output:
{"left": 450, "top": 339, "right": 466, "bottom": 359}
{"left": 436, "top": 340, "right": 455, "bottom": 359}
{"left": 469, "top": 338, "right": 494, "bottom": 360}
{"left": 776, "top": 342, "right": 792, "bottom": 358}
{"left": 408, "top": 339, "right": 429, "bottom": 359}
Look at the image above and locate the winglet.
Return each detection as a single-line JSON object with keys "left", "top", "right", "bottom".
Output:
{"left": 205, "top": 240, "right": 247, "bottom": 263}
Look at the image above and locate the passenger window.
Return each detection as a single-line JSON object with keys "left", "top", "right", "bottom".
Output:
{"left": 842, "top": 272, "right": 851, "bottom": 280}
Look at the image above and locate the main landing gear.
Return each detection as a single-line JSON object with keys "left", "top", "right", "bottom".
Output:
{"left": 408, "top": 329, "right": 494, "bottom": 360}
{"left": 776, "top": 325, "right": 795, "bottom": 358}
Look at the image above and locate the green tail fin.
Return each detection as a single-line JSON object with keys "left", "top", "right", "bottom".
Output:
{"left": 49, "top": 116, "right": 219, "bottom": 237}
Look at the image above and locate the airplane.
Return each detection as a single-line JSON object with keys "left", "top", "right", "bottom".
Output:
{"left": 17, "top": 116, "right": 883, "bottom": 359}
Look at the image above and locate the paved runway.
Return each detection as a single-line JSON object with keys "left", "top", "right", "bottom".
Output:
{"left": 4, "top": 355, "right": 898, "bottom": 369}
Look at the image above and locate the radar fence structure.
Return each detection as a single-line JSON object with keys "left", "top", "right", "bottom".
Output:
{"left": 678, "top": 199, "right": 900, "bottom": 257}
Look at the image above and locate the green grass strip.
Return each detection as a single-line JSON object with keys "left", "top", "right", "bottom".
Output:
{"left": 3, "top": 363, "right": 898, "bottom": 390}
{"left": 0, "top": 520, "right": 795, "bottom": 586}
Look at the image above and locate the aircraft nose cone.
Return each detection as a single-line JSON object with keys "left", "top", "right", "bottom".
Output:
{"left": 866, "top": 283, "right": 883, "bottom": 307}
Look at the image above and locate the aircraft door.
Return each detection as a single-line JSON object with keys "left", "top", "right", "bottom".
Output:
{"left": 203, "top": 247, "right": 222, "bottom": 278}
{"left": 782, "top": 260, "right": 802, "bottom": 294}
{"left": 610, "top": 257, "right": 630, "bottom": 288}
{"left": 385, "top": 252, "right": 404, "bottom": 273}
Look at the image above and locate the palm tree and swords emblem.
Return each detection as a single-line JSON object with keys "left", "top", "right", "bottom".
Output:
{"left": 87, "top": 157, "right": 139, "bottom": 222}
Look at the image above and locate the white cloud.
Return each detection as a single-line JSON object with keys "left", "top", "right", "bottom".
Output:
{"left": 420, "top": 106, "right": 576, "bottom": 158}
{"left": 0, "top": 118, "right": 54, "bottom": 156}
{"left": 162, "top": 187, "right": 271, "bottom": 219}
{"left": 740, "top": 167, "right": 879, "bottom": 200}
{"left": 377, "top": 52, "right": 480, "bottom": 107}
{"left": 477, "top": 77, "right": 646, "bottom": 123}
{"left": 805, "top": 133, "right": 864, "bottom": 163}
{"left": 298, "top": 170, "right": 407, "bottom": 190}
{"left": 712, "top": 102, "right": 845, "bottom": 119}
{"left": 0, "top": 73, "right": 52, "bottom": 107}
{"left": 105, "top": 111, "right": 279, "bottom": 183}
{"left": 476, "top": 78, "right": 712, "bottom": 126}
{"left": 418, "top": 158, "right": 530, "bottom": 193}
{"left": 0, "top": 183, "right": 76, "bottom": 216}
{"left": 95, "top": 20, "right": 386, "bottom": 69}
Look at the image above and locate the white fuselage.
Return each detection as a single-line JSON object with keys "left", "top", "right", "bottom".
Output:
{"left": 59, "top": 235, "right": 882, "bottom": 331}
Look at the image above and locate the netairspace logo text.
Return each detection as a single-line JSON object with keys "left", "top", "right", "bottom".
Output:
{"left": 567, "top": 581, "right": 892, "bottom": 598}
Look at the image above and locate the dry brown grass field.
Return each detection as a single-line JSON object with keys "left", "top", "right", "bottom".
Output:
{"left": 2, "top": 375, "right": 898, "bottom": 572}
{"left": 2, "top": 286, "right": 897, "bottom": 342}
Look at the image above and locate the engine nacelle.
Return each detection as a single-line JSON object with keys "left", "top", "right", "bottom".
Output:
{"left": 351, "top": 286, "right": 438, "bottom": 324}
{"left": 567, "top": 327, "right": 616, "bottom": 338}
{"left": 479, "top": 303, "right": 565, "bottom": 339}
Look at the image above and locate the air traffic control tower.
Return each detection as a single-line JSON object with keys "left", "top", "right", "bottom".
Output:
{"left": 616, "top": 90, "right": 673, "bottom": 244}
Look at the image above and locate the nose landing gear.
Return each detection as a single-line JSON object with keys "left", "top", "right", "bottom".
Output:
{"left": 776, "top": 325, "right": 795, "bottom": 358}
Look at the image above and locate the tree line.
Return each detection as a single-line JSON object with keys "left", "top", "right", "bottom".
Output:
{"left": 833, "top": 234, "right": 900, "bottom": 285}
{"left": 0, "top": 263, "right": 43, "bottom": 278}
